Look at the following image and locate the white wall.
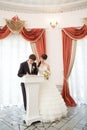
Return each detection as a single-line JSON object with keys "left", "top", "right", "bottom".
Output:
{"left": 0, "top": 8, "right": 87, "bottom": 85}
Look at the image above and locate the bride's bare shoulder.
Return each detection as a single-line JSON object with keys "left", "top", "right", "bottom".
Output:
{"left": 45, "top": 63, "right": 50, "bottom": 70}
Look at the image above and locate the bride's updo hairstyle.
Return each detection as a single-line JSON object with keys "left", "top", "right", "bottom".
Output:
{"left": 41, "top": 54, "right": 48, "bottom": 60}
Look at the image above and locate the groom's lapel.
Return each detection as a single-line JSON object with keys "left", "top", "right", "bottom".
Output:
{"left": 26, "top": 62, "right": 30, "bottom": 74}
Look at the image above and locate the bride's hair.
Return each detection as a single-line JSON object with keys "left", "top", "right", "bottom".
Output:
{"left": 37, "top": 54, "right": 48, "bottom": 67}
{"left": 41, "top": 54, "right": 48, "bottom": 60}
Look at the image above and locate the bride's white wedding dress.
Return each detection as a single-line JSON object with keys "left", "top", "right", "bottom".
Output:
{"left": 39, "top": 65, "right": 67, "bottom": 122}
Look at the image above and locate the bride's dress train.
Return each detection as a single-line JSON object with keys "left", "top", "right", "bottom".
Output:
{"left": 39, "top": 66, "right": 68, "bottom": 122}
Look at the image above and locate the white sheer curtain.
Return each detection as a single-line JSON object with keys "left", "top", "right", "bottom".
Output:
{"left": 69, "top": 37, "right": 87, "bottom": 104}
{"left": 0, "top": 33, "right": 32, "bottom": 107}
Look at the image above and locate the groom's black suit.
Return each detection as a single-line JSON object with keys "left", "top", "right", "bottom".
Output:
{"left": 18, "top": 61, "right": 38, "bottom": 110}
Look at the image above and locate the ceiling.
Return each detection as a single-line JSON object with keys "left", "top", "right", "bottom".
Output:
{"left": 0, "top": 0, "right": 87, "bottom": 13}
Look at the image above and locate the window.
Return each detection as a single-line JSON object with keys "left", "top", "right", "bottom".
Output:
{"left": 69, "top": 37, "right": 87, "bottom": 104}
{"left": 0, "top": 33, "right": 32, "bottom": 107}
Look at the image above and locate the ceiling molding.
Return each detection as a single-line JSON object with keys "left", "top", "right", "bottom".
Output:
{"left": 0, "top": 0, "right": 87, "bottom": 13}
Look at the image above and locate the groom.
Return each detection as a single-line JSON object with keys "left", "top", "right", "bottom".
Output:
{"left": 18, "top": 54, "right": 38, "bottom": 110}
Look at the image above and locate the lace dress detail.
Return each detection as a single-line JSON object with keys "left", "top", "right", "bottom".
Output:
{"left": 39, "top": 65, "right": 67, "bottom": 122}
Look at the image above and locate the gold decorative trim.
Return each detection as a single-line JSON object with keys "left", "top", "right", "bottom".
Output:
{"left": 5, "top": 18, "right": 25, "bottom": 33}
{"left": 82, "top": 17, "right": 87, "bottom": 25}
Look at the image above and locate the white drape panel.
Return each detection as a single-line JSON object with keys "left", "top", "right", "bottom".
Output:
{"left": 69, "top": 37, "right": 87, "bottom": 104}
{"left": 0, "top": 33, "right": 32, "bottom": 107}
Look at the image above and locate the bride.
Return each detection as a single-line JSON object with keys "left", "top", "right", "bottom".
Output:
{"left": 38, "top": 54, "right": 67, "bottom": 122}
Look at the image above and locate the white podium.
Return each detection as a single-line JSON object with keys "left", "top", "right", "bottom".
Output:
{"left": 22, "top": 75, "right": 45, "bottom": 126}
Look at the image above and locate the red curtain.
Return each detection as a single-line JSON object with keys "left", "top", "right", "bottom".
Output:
{"left": 63, "top": 24, "right": 87, "bottom": 39}
{"left": 0, "top": 25, "right": 11, "bottom": 39}
{"left": 62, "top": 31, "right": 77, "bottom": 106}
{"left": 20, "top": 27, "right": 46, "bottom": 56}
{"left": 20, "top": 27, "right": 44, "bottom": 41}
{"left": 36, "top": 31, "right": 46, "bottom": 57}
{"left": 62, "top": 24, "right": 87, "bottom": 106}
{"left": 0, "top": 17, "right": 46, "bottom": 57}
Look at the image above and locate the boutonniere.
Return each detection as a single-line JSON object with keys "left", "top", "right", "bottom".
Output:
{"left": 32, "top": 66, "right": 35, "bottom": 69}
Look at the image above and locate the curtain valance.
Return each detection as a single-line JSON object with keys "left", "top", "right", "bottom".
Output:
{"left": 0, "top": 16, "right": 46, "bottom": 57}
{"left": 63, "top": 24, "right": 87, "bottom": 40}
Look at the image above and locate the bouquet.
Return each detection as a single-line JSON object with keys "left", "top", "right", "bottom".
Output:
{"left": 43, "top": 70, "right": 51, "bottom": 80}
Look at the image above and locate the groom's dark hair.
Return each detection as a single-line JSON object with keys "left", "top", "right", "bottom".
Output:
{"left": 29, "top": 54, "right": 36, "bottom": 61}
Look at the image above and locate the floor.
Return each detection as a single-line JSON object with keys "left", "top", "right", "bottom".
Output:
{"left": 0, "top": 104, "right": 87, "bottom": 130}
